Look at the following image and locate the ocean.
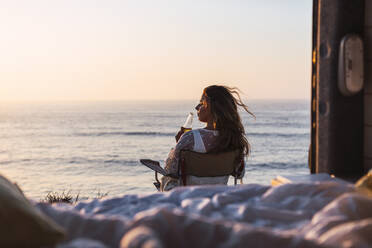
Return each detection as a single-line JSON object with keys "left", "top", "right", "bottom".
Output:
{"left": 0, "top": 100, "right": 310, "bottom": 200}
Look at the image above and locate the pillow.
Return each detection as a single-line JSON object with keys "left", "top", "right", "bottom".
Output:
{"left": 355, "top": 169, "right": 372, "bottom": 197}
{"left": 0, "top": 174, "right": 65, "bottom": 247}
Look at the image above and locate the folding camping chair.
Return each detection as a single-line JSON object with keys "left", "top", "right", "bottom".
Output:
{"left": 178, "top": 149, "right": 244, "bottom": 186}
{"left": 141, "top": 149, "right": 244, "bottom": 191}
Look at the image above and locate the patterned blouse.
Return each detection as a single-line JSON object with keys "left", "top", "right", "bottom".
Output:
{"left": 160, "top": 128, "right": 244, "bottom": 191}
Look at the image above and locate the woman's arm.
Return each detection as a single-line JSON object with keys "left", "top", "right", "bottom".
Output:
{"left": 160, "top": 132, "right": 194, "bottom": 191}
{"left": 160, "top": 131, "right": 195, "bottom": 191}
{"left": 164, "top": 131, "right": 194, "bottom": 175}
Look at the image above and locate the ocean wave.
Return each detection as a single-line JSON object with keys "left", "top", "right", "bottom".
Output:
{"left": 247, "top": 132, "right": 309, "bottom": 138}
{"left": 75, "top": 131, "right": 174, "bottom": 137}
{"left": 247, "top": 162, "right": 307, "bottom": 169}
{"left": 74, "top": 131, "right": 308, "bottom": 138}
{"left": 103, "top": 159, "right": 139, "bottom": 165}
{"left": 1, "top": 157, "right": 144, "bottom": 167}
{"left": 0, "top": 160, "right": 11, "bottom": 165}
{"left": 66, "top": 157, "right": 141, "bottom": 166}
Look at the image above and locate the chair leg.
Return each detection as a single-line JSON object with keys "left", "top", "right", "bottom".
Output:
{"left": 154, "top": 172, "right": 161, "bottom": 191}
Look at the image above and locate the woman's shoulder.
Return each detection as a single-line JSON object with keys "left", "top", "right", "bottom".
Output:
{"left": 175, "top": 130, "right": 194, "bottom": 150}
{"left": 178, "top": 129, "right": 217, "bottom": 144}
{"left": 178, "top": 130, "right": 194, "bottom": 142}
{"left": 196, "top": 128, "right": 218, "bottom": 136}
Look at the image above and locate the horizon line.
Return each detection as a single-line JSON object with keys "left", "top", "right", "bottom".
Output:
{"left": 0, "top": 98, "right": 311, "bottom": 104}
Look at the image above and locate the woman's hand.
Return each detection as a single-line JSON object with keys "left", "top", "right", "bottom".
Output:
{"left": 175, "top": 127, "right": 186, "bottom": 142}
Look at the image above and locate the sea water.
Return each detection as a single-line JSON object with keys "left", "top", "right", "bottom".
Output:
{"left": 0, "top": 100, "right": 310, "bottom": 200}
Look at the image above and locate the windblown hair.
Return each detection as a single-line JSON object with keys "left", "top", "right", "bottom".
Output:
{"left": 203, "top": 85, "right": 254, "bottom": 159}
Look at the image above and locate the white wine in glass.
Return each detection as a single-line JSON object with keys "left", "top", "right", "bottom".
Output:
{"left": 182, "top": 112, "right": 193, "bottom": 133}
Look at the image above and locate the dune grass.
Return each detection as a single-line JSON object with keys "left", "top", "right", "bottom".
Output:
{"left": 43, "top": 190, "right": 109, "bottom": 204}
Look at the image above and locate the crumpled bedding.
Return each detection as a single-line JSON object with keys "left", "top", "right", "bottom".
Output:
{"left": 34, "top": 180, "right": 372, "bottom": 248}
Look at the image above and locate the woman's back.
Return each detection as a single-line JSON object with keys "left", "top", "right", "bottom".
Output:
{"left": 161, "top": 128, "right": 228, "bottom": 191}
{"left": 187, "top": 129, "right": 229, "bottom": 185}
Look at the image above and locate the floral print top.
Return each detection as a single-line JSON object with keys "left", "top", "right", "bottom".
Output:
{"left": 160, "top": 128, "right": 245, "bottom": 191}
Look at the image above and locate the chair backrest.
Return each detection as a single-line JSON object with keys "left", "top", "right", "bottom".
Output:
{"left": 179, "top": 149, "right": 243, "bottom": 186}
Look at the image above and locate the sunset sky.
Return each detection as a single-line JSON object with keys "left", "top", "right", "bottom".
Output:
{"left": 0, "top": 0, "right": 312, "bottom": 102}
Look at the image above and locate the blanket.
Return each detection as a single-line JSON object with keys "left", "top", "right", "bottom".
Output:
{"left": 35, "top": 180, "right": 372, "bottom": 248}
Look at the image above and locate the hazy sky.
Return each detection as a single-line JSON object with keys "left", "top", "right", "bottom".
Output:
{"left": 1, "top": 0, "right": 312, "bottom": 102}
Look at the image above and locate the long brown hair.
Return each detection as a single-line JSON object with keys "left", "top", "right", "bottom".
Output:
{"left": 203, "top": 85, "right": 254, "bottom": 159}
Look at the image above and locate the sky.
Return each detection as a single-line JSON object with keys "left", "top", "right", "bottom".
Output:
{"left": 0, "top": 0, "right": 312, "bottom": 102}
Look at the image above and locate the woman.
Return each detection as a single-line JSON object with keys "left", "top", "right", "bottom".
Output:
{"left": 161, "top": 85, "right": 254, "bottom": 191}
